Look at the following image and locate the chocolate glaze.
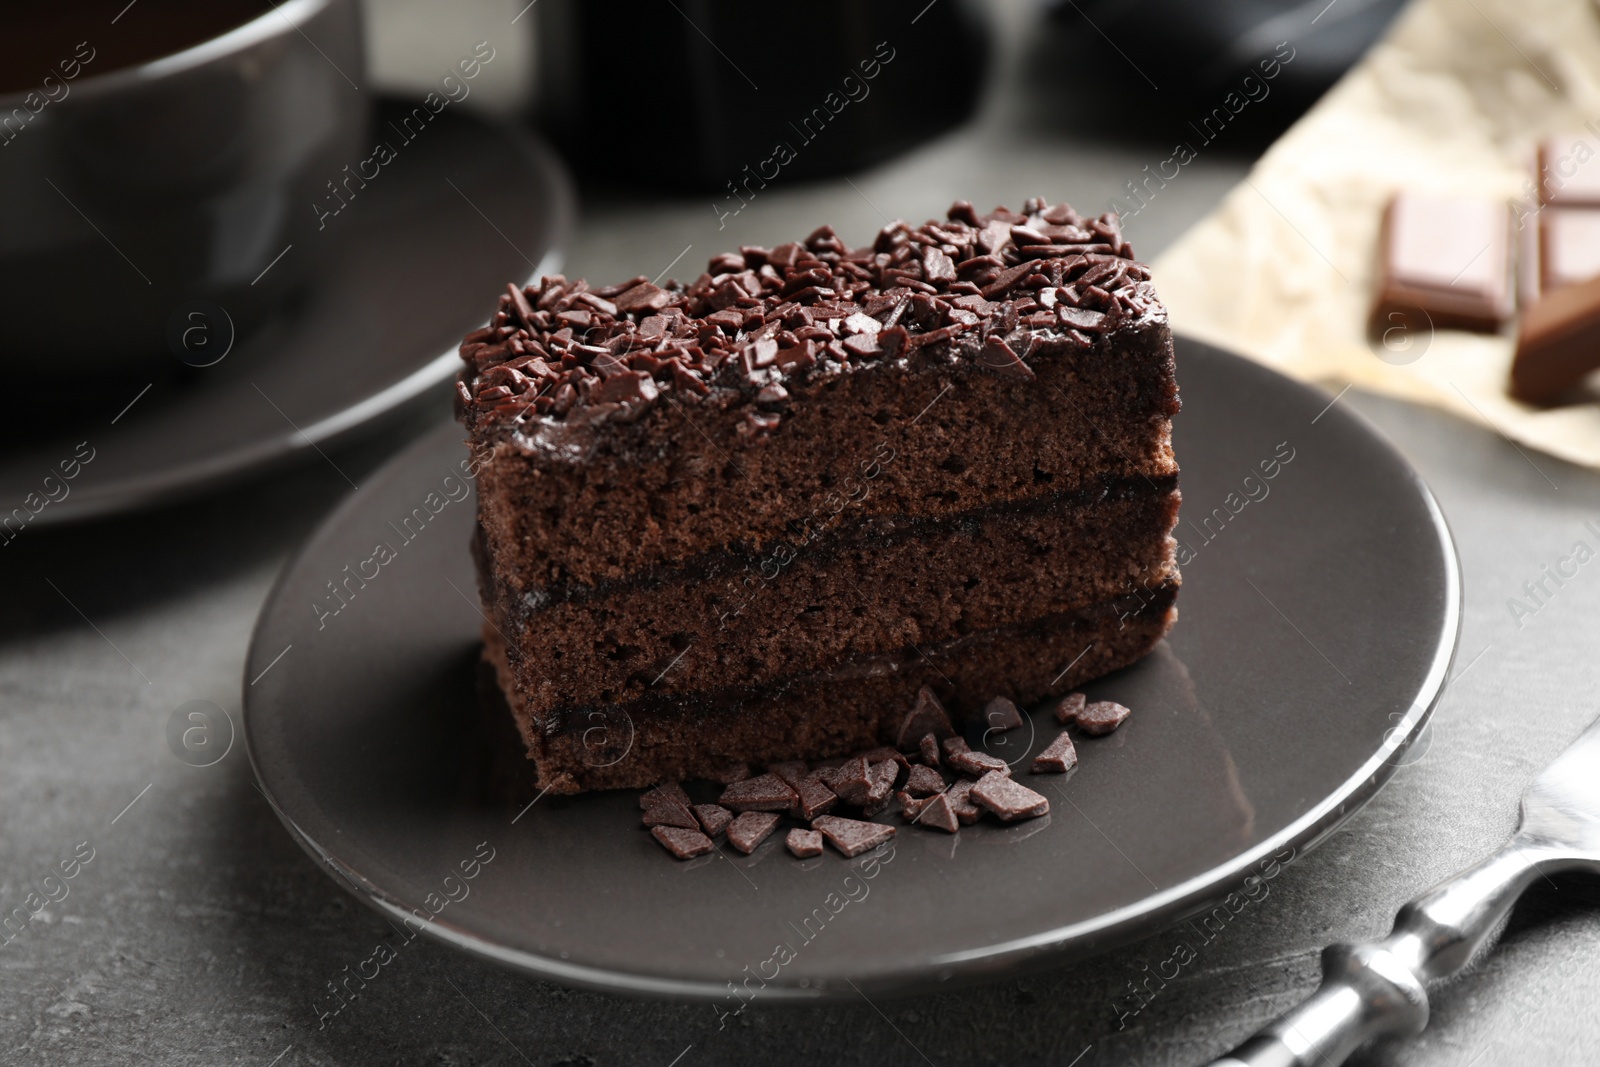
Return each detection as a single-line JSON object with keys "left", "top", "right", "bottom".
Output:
{"left": 457, "top": 198, "right": 1161, "bottom": 446}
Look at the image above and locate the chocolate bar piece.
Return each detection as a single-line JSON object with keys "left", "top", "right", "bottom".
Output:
{"left": 1510, "top": 273, "right": 1600, "bottom": 404}
{"left": 1541, "top": 209, "right": 1600, "bottom": 293}
{"left": 1539, "top": 133, "right": 1600, "bottom": 207}
{"left": 1372, "top": 193, "right": 1513, "bottom": 334}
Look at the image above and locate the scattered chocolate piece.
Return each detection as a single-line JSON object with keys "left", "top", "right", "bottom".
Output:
{"left": 719, "top": 773, "right": 799, "bottom": 812}
{"left": 692, "top": 803, "right": 733, "bottom": 837}
{"left": 983, "top": 696, "right": 1024, "bottom": 732}
{"left": 918, "top": 793, "right": 961, "bottom": 833}
{"left": 639, "top": 782, "right": 691, "bottom": 810}
{"left": 786, "top": 828, "right": 825, "bottom": 858}
{"left": 948, "top": 749, "right": 1011, "bottom": 778}
{"left": 828, "top": 756, "right": 874, "bottom": 806}
{"left": 1031, "top": 731, "right": 1079, "bottom": 774}
{"left": 727, "top": 811, "right": 782, "bottom": 854}
{"left": 1511, "top": 274, "right": 1600, "bottom": 403}
{"left": 643, "top": 802, "right": 700, "bottom": 831}
{"left": 896, "top": 686, "right": 956, "bottom": 749}
{"left": 860, "top": 762, "right": 899, "bottom": 816}
{"left": 898, "top": 792, "right": 932, "bottom": 820}
{"left": 945, "top": 779, "right": 982, "bottom": 825}
{"left": 1078, "top": 700, "right": 1131, "bottom": 736}
{"left": 867, "top": 760, "right": 900, "bottom": 801}
{"left": 792, "top": 773, "right": 840, "bottom": 820}
{"left": 942, "top": 736, "right": 970, "bottom": 759}
{"left": 652, "top": 825, "right": 715, "bottom": 859}
{"left": 812, "top": 815, "right": 896, "bottom": 857}
{"left": 903, "top": 764, "right": 946, "bottom": 797}
{"left": 918, "top": 733, "right": 941, "bottom": 768}
{"left": 970, "top": 771, "right": 1051, "bottom": 822}
{"left": 1372, "top": 192, "right": 1513, "bottom": 334}
{"left": 1052, "top": 692, "right": 1087, "bottom": 725}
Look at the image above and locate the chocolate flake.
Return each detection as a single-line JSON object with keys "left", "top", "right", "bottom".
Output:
{"left": 948, "top": 749, "right": 1011, "bottom": 778}
{"left": 828, "top": 756, "right": 874, "bottom": 806}
{"left": 791, "top": 773, "right": 840, "bottom": 819}
{"left": 786, "top": 828, "right": 825, "bottom": 858}
{"left": 970, "top": 771, "right": 1050, "bottom": 822}
{"left": 918, "top": 793, "right": 961, "bottom": 833}
{"left": 896, "top": 686, "right": 956, "bottom": 749}
{"left": 719, "top": 773, "right": 799, "bottom": 812}
{"left": 1031, "top": 731, "right": 1079, "bottom": 774}
{"left": 1078, "top": 701, "right": 1131, "bottom": 736}
{"left": 945, "top": 779, "right": 982, "bottom": 825}
{"left": 642, "top": 802, "right": 700, "bottom": 831}
{"left": 918, "top": 734, "right": 941, "bottom": 768}
{"left": 727, "top": 811, "right": 782, "bottom": 854}
{"left": 942, "top": 736, "right": 971, "bottom": 759}
{"left": 692, "top": 803, "right": 734, "bottom": 837}
{"left": 1053, "top": 692, "right": 1088, "bottom": 725}
{"left": 904, "top": 764, "right": 946, "bottom": 797}
{"left": 983, "top": 696, "right": 1024, "bottom": 732}
{"left": 652, "top": 825, "right": 715, "bottom": 859}
{"left": 812, "top": 815, "right": 897, "bottom": 858}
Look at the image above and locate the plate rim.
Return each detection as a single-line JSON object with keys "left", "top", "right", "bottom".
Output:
{"left": 242, "top": 338, "right": 1462, "bottom": 1001}
{"left": 27, "top": 111, "right": 574, "bottom": 528}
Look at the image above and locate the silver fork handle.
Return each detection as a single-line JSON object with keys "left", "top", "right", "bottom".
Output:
{"left": 1203, "top": 838, "right": 1571, "bottom": 1067}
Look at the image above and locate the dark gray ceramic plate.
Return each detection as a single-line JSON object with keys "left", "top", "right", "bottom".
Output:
{"left": 1, "top": 100, "right": 572, "bottom": 525}
{"left": 243, "top": 339, "right": 1459, "bottom": 1000}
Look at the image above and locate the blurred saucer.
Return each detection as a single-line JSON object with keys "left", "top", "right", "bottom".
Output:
{"left": 0, "top": 98, "right": 572, "bottom": 528}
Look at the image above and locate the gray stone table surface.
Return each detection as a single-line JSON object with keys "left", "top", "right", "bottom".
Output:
{"left": 5, "top": 7, "right": 1600, "bottom": 1066}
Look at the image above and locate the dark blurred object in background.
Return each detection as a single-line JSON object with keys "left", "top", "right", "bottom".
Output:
{"left": 0, "top": 0, "right": 366, "bottom": 372}
{"left": 534, "top": 0, "right": 991, "bottom": 191}
{"left": 1042, "top": 0, "right": 1407, "bottom": 148}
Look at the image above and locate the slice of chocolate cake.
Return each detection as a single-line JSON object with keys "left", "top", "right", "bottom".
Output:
{"left": 459, "top": 198, "right": 1181, "bottom": 793}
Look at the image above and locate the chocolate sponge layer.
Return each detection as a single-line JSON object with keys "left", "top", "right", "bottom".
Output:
{"left": 472, "top": 317, "right": 1177, "bottom": 590}
{"left": 485, "top": 476, "right": 1180, "bottom": 713}
{"left": 486, "top": 582, "right": 1179, "bottom": 794}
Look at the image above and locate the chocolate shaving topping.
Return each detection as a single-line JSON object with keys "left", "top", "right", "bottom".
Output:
{"left": 460, "top": 200, "right": 1159, "bottom": 437}
{"left": 812, "top": 815, "right": 896, "bottom": 858}
{"left": 1031, "top": 731, "right": 1079, "bottom": 774}
{"left": 692, "top": 803, "right": 734, "bottom": 837}
{"left": 786, "top": 828, "right": 825, "bottom": 858}
{"left": 1053, "top": 692, "right": 1088, "bottom": 725}
{"left": 719, "top": 773, "right": 798, "bottom": 812}
{"left": 897, "top": 686, "right": 956, "bottom": 749}
{"left": 970, "top": 771, "right": 1051, "bottom": 822}
{"left": 652, "top": 825, "right": 715, "bottom": 859}
{"left": 727, "top": 811, "right": 782, "bottom": 854}
{"left": 1078, "top": 701, "right": 1132, "bottom": 736}
{"left": 983, "top": 696, "right": 1024, "bottom": 732}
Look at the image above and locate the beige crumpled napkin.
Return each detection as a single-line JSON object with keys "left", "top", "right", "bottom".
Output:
{"left": 1152, "top": 0, "right": 1600, "bottom": 468}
